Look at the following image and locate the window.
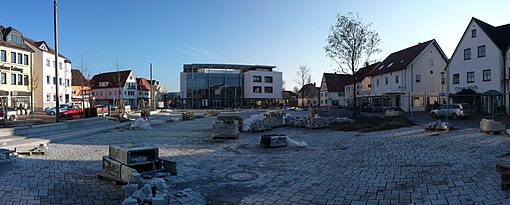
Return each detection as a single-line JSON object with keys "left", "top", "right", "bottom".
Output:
{"left": 53, "top": 77, "right": 56, "bottom": 84}
{"left": 18, "top": 74, "right": 22, "bottom": 85}
{"left": 23, "top": 54, "right": 28, "bottom": 65}
{"left": 109, "top": 91, "right": 112, "bottom": 95}
{"left": 264, "top": 76, "right": 273, "bottom": 83}
{"left": 46, "top": 59, "right": 50, "bottom": 66}
{"left": 0, "top": 50, "right": 5, "bottom": 62}
{"left": 17, "top": 53, "right": 22, "bottom": 64}
{"left": 46, "top": 76, "right": 50, "bottom": 84}
{"left": 453, "top": 73, "right": 460, "bottom": 84}
{"left": 59, "top": 78, "right": 62, "bottom": 85}
{"left": 416, "top": 74, "right": 421, "bottom": 83}
{"left": 478, "top": 45, "right": 486, "bottom": 58}
{"left": 24, "top": 75, "right": 28, "bottom": 86}
{"left": 11, "top": 74, "right": 16, "bottom": 85}
{"left": 395, "top": 75, "right": 399, "bottom": 84}
{"left": 483, "top": 69, "right": 491, "bottom": 81}
{"left": 253, "top": 76, "right": 261, "bottom": 82}
{"left": 46, "top": 94, "right": 50, "bottom": 102}
{"left": 253, "top": 86, "right": 262, "bottom": 93}
{"left": 11, "top": 52, "right": 16, "bottom": 63}
{"left": 72, "top": 90, "right": 76, "bottom": 94}
{"left": 0, "top": 73, "right": 5, "bottom": 84}
{"left": 376, "top": 79, "right": 379, "bottom": 86}
{"left": 66, "top": 79, "right": 70, "bottom": 87}
{"left": 464, "top": 48, "right": 471, "bottom": 60}
{"left": 59, "top": 62, "right": 62, "bottom": 69}
{"left": 385, "top": 77, "right": 388, "bottom": 85}
{"left": 429, "top": 59, "right": 434, "bottom": 67}
{"left": 10, "top": 34, "right": 23, "bottom": 44}
{"left": 467, "top": 71, "right": 474, "bottom": 83}
{"left": 472, "top": 29, "right": 476, "bottom": 38}
{"left": 264, "top": 87, "right": 273, "bottom": 93}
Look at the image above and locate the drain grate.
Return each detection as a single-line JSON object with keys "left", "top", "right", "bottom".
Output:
{"left": 225, "top": 171, "right": 260, "bottom": 182}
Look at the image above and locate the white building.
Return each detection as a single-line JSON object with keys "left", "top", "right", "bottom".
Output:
{"left": 0, "top": 26, "right": 33, "bottom": 108}
{"left": 243, "top": 68, "right": 283, "bottom": 103}
{"left": 369, "top": 39, "right": 449, "bottom": 111}
{"left": 446, "top": 18, "right": 510, "bottom": 115}
{"left": 319, "top": 73, "right": 351, "bottom": 107}
{"left": 25, "top": 38, "right": 72, "bottom": 111}
{"left": 343, "top": 62, "right": 381, "bottom": 105}
{"left": 90, "top": 70, "right": 138, "bottom": 108}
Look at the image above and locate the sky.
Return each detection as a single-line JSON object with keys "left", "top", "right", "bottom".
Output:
{"left": 1, "top": 0, "right": 509, "bottom": 92}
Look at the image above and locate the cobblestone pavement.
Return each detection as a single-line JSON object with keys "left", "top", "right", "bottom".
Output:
{"left": 1, "top": 115, "right": 510, "bottom": 204}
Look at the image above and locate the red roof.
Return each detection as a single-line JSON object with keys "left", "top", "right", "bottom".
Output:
{"left": 71, "top": 69, "right": 89, "bottom": 86}
{"left": 321, "top": 73, "right": 352, "bottom": 92}
{"left": 90, "top": 70, "right": 133, "bottom": 89}
{"left": 369, "top": 40, "right": 435, "bottom": 76}
{"left": 136, "top": 78, "right": 151, "bottom": 91}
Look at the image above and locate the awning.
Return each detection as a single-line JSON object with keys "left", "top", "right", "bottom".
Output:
{"left": 482, "top": 89, "right": 502, "bottom": 96}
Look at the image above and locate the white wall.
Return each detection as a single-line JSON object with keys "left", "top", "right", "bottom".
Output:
{"left": 243, "top": 70, "right": 282, "bottom": 99}
{"left": 447, "top": 20, "right": 503, "bottom": 95}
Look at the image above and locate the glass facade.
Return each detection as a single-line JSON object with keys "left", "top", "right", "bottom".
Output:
{"left": 185, "top": 71, "right": 243, "bottom": 109}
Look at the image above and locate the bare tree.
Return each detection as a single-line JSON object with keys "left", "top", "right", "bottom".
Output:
{"left": 114, "top": 55, "right": 124, "bottom": 116}
{"left": 28, "top": 60, "right": 39, "bottom": 117}
{"left": 324, "top": 12, "right": 381, "bottom": 118}
{"left": 295, "top": 65, "right": 312, "bottom": 89}
{"left": 292, "top": 86, "right": 299, "bottom": 94}
{"left": 77, "top": 53, "right": 90, "bottom": 117}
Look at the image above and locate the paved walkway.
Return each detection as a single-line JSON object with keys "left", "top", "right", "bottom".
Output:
{"left": 1, "top": 115, "right": 510, "bottom": 204}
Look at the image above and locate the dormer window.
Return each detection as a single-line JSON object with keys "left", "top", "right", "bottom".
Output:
{"left": 39, "top": 44, "right": 48, "bottom": 51}
{"left": 9, "top": 34, "right": 24, "bottom": 45}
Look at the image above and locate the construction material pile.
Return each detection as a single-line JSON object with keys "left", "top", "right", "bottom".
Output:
{"left": 243, "top": 114, "right": 271, "bottom": 132}
{"left": 306, "top": 115, "right": 333, "bottom": 129}
{"left": 286, "top": 116, "right": 307, "bottom": 128}
{"left": 425, "top": 121, "right": 452, "bottom": 131}
{"left": 182, "top": 112, "right": 194, "bottom": 121}
{"left": 131, "top": 118, "right": 152, "bottom": 129}
{"left": 211, "top": 120, "right": 240, "bottom": 140}
{"left": 97, "top": 144, "right": 176, "bottom": 204}
{"left": 0, "top": 149, "right": 17, "bottom": 161}
{"left": 480, "top": 119, "right": 506, "bottom": 134}
{"left": 263, "top": 111, "right": 285, "bottom": 128}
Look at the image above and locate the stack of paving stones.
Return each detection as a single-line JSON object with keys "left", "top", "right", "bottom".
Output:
{"left": 263, "top": 111, "right": 285, "bottom": 128}
{"left": 287, "top": 116, "right": 307, "bottom": 128}
{"left": 496, "top": 160, "right": 510, "bottom": 190}
{"left": 121, "top": 177, "right": 171, "bottom": 205}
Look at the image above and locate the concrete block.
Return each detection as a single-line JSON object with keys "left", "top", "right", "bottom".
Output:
{"left": 121, "top": 196, "right": 138, "bottom": 205}
{"left": 141, "top": 184, "right": 152, "bottom": 195}
{"left": 122, "top": 184, "right": 138, "bottom": 198}
{"left": 129, "top": 172, "right": 142, "bottom": 183}
{"left": 152, "top": 197, "right": 165, "bottom": 205}
{"left": 131, "top": 190, "right": 147, "bottom": 203}
{"left": 153, "top": 178, "right": 165, "bottom": 190}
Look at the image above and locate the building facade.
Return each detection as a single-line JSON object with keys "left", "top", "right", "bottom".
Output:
{"left": 25, "top": 38, "right": 72, "bottom": 111}
{"left": 0, "top": 26, "right": 34, "bottom": 108}
{"left": 89, "top": 70, "right": 138, "bottom": 108}
{"left": 320, "top": 73, "right": 351, "bottom": 107}
{"left": 180, "top": 64, "right": 282, "bottom": 109}
{"left": 343, "top": 62, "right": 381, "bottom": 106}
{"left": 298, "top": 83, "right": 320, "bottom": 108}
{"left": 369, "top": 39, "right": 449, "bottom": 111}
{"left": 71, "top": 69, "right": 90, "bottom": 108}
{"left": 446, "top": 18, "right": 510, "bottom": 115}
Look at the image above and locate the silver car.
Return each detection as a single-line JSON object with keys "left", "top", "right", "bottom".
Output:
{"left": 430, "top": 103, "right": 472, "bottom": 119}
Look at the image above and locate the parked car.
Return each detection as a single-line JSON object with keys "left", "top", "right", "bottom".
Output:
{"left": 59, "top": 106, "right": 84, "bottom": 119}
{"left": 365, "top": 103, "right": 383, "bottom": 112}
{"left": 0, "top": 107, "right": 17, "bottom": 121}
{"left": 430, "top": 103, "right": 472, "bottom": 119}
{"left": 45, "top": 104, "right": 71, "bottom": 115}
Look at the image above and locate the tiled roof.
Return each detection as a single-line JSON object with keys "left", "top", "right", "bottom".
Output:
{"left": 24, "top": 37, "right": 70, "bottom": 62}
{"left": 89, "top": 70, "right": 133, "bottom": 89}
{"left": 282, "top": 90, "right": 297, "bottom": 97}
{"left": 71, "top": 69, "right": 89, "bottom": 86}
{"left": 369, "top": 40, "right": 435, "bottom": 76}
{"left": 473, "top": 18, "right": 510, "bottom": 52}
{"left": 136, "top": 78, "right": 151, "bottom": 91}
{"left": 322, "top": 73, "right": 352, "bottom": 92}
{"left": 353, "top": 62, "right": 382, "bottom": 82}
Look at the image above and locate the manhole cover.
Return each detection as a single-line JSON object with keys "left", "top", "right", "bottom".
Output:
{"left": 225, "top": 171, "right": 259, "bottom": 182}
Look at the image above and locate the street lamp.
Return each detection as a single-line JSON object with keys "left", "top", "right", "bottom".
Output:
{"left": 440, "top": 71, "right": 445, "bottom": 104}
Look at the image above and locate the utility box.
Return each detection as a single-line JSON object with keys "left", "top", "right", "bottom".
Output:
{"left": 260, "top": 134, "right": 287, "bottom": 148}
{"left": 109, "top": 144, "right": 159, "bottom": 166}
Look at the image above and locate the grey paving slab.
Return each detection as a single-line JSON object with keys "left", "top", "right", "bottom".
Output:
{"left": 0, "top": 114, "right": 509, "bottom": 204}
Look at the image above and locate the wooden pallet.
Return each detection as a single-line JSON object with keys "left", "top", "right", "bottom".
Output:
{"left": 479, "top": 129, "right": 502, "bottom": 135}
{"left": 15, "top": 148, "right": 46, "bottom": 156}
{"left": 212, "top": 136, "right": 239, "bottom": 141}
{"left": 425, "top": 127, "right": 450, "bottom": 131}
{"left": 96, "top": 170, "right": 127, "bottom": 185}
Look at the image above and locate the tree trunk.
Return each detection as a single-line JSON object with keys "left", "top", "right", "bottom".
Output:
{"left": 353, "top": 83, "right": 358, "bottom": 119}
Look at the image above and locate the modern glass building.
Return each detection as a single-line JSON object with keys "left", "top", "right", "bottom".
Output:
{"left": 180, "top": 64, "right": 282, "bottom": 109}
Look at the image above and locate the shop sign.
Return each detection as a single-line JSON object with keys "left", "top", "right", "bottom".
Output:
{"left": 0, "top": 65, "right": 24, "bottom": 73}
{"left": 454, "top": 85, "right": 478, "bottom": 91}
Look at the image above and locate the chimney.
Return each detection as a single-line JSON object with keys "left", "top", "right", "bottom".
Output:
{"left": 314, "top": 82, "right": 316, "bottom": 87}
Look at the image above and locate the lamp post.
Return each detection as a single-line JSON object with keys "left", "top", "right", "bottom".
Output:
{"left": 440, "top": 71, "right": 445, "bottom": 104}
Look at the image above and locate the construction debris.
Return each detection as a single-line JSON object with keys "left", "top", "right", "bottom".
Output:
{"left": 211, "top": 119, "right": 240, "bottom": 140}
{"left": 496, "top": 160, "right": 510, "bottom": 190}
{"left": 425, "top": 121, "right": 452, "bottom": 131}
{"left": 306, "top": 115, "right": 333, "bottom": 129}
{"left": 15, "top": 144, "right": 48, "bottom": 155}
{"left": 263, "top": 111, "right": 285, "bottom": 128}
{"left": 243, "top": 114, "right": 271, "bottom": 132}
{"left": 0, "top": 148, "right": 17, "bottom": 161}
{"left": 182, "top": 112, "right": 194, "bottom": 120}
{"left": 130, "top": 118, "right": 152, "bottom": 130}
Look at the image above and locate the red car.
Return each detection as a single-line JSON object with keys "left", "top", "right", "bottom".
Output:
{"left": 59, "top": 107, "right": 84, "bottom": 119}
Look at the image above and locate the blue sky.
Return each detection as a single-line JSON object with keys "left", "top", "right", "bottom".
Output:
{"left": 1, "top": 0, "right": 509, "bottom": 91}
